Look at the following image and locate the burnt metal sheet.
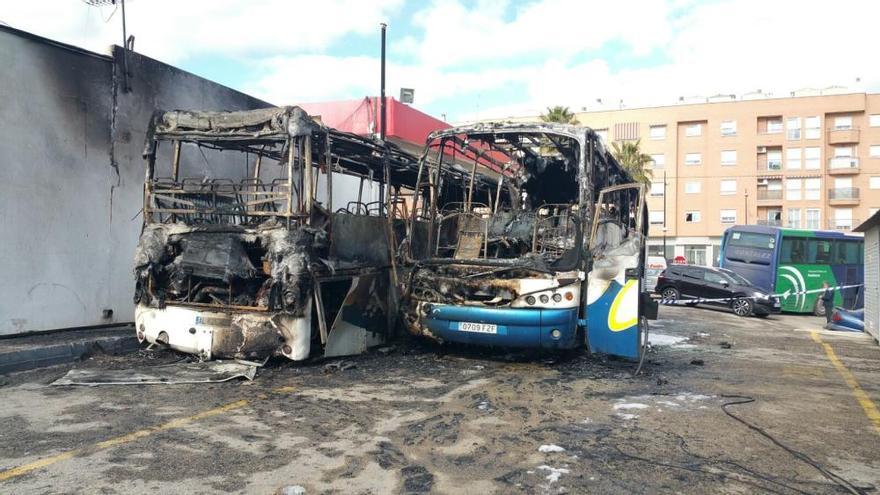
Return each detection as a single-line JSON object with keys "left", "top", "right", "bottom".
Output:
{"left": 51, "top": 360, "right": 257, "bottom": 386}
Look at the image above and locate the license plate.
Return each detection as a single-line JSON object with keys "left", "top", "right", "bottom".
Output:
{"left": 458, "top": 322, "right": 498, "bottom": 334}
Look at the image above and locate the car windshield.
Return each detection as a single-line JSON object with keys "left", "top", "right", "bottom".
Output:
{"left": 720, "top": 269, "right": 751, "bottom": 286}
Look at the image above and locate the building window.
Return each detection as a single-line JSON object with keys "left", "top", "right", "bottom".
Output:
{"left": 685, "top": 211, "right": 701, "bottom": 223}
{"left": 787, "top": 208, "right": 801, "bottom": 229}
{"left": 649, "top": 211, "right": 665, "bottom": 224}
{"left": 684, "top": 152, "right": 701, "bottom": 165}
{"left": 684, "top": 181, "right": 701, "bottom": 194}
{"left": 786, "top": 179, "right": 802, "bottom": 200}
{"left": 805, "top": 116, "right": 820, "bottom": 139}
{"left": 870, "top": 145, "right": 880, "bottom": 158}
{"left": 685, "top": 123, "right": 702, "bottom": 137}
{"left": 767, "top": 150, "right": 782, "bottom": 170}
{"left": 805, "top": 209, "right": 820, "bottom": 229}
{"left": 834, "top": 146, "right": 854, "bottom": 157}
{"left": 870, "top": 115, "right": 880, "bottom": 127}
{"left": 650, "top": 154, "right": 665, "bottom": 168}
{"left": 786, "top": 117, "right": 801, "bottom": 140}
{"left": 804, "top": 147, "right": 821, "bottom": 169}
{"left": 650, "top": 182, "right": 664, "bottom": 196}
{"left": 720, "top": 179, "right": 736, "bottom": 195}
{"left": 805, "top": 178, "right": 821, "bottom": 200}
{"left": 614, "top": 122, "right": 639, "bottom": 141}
{"left": 721, "top": 150, "right": 737, "bottom": 165}
{"left": 766, "top": 119, "right": 783, "bottom": 133}
{"left": 720, "top": 209, "right": 737, "bottom": 224}
{"left": 649, "top": 125, "right": 666, "bottom": 139}
{"left": 685, "top": 245, "right": 707, "bottom": 266}
{"left": 834, "top": 208, "right": 853, "bottom": 230}
{"left": 834, "top": 115, "right": 853, "bottom": 130}
{"left": 870, "top": 176, "right": 880, "bottom": 189}
{"left": 721, "top": 121, "right": 736, "bottom": 136}
{"left": 786, "top": 147, "right": 802, "bottom": 169}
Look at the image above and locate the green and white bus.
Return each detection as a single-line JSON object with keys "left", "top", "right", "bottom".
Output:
{"left": 719, "top": 225, "right": 864, "bottom": 315}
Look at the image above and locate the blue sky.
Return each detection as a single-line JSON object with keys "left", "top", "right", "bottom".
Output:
{"left": 4, "top": 0, "right": 878, "bottom": 122}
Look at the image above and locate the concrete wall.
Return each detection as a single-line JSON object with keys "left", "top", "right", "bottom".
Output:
{"left": 0, "top": 26, "right": 270, "bottom": 335}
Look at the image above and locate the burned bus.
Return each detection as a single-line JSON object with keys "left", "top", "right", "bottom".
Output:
{"left": 400, "top": 122, "right": 655, "bottom": 360}
{"left": 133, "top": 106, "right": 419, "bottom": 361}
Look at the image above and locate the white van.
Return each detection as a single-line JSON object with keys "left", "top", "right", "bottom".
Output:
{"left": 645, "top": 256, "right": 667, "bottom": 292}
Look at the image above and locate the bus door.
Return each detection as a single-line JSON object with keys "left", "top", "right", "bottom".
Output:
{"left": 584, "top": 184, "right": 655, "bottom": 360}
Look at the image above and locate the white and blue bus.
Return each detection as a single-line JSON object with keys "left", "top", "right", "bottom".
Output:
{"left": 400, "top": 122, "right": 654, "bottom": 360}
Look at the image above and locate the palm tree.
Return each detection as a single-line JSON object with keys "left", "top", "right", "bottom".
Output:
{"left": 610, "top": 139, "right": 653, "bottom": 185}
{"left": 540, "top": 106, "right": 579, "bottom": 125}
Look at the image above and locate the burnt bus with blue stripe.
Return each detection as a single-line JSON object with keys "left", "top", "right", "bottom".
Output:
{"left": 400, "top": 123, "right": 654, "bottom": 360}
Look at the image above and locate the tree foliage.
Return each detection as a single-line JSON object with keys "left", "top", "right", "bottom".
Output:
{"left": 610, "top": 139, "right": 654, "bottom": 185}
{"left": 540, "top": 106, "right": 579, "bottom": 125}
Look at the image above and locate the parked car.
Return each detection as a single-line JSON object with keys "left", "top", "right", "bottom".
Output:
{"left": 645, "top": 255, "right": 667, "bottom": 292}
{"left": 655, "top": 264, "right": 781, "bottom": 317}
{"left": 827, "top": 307, "right": 864, "bottom": 332}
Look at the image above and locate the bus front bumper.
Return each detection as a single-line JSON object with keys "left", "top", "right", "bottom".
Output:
{"left": 134, "top": 304, "right": 311, "bottom": 361}
{"left": 414, "top": 303, "right": 580, "bottom": 349}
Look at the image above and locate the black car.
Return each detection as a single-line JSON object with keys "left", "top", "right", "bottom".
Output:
{"left": 655, "top": 265, "right": 780, "bottom": 317}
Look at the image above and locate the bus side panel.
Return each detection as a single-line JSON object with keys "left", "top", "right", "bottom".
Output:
{"left": 776, "top": 264, "right": 834, "bottom": 313}
{"left": 586, "top": 278, "right": 640, "bottom": 360}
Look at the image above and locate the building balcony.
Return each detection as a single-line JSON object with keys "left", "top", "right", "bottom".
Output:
{"left": 827, "top": 127, "right": 860, "bottom": 144}
{"left": 827, "top": 157, "right": 859, "bottom": 174}
{"left": 756, "top": 219, "right": 782, "bottom": 227}
{"left": 828, "top": 187, "right": 859, "bottom": 206}
{"left": 827, "top": 219, "right": 859, "bottom": 231}
{"left": 756, "top": 189, "right": 783, "bottom": 202}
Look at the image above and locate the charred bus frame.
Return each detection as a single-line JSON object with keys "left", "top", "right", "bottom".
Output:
{"left": 134, "top": 106, "right": 419, "bottom": 361}
{"left": 401, "top": 122, "right": 655, "bottom": 359}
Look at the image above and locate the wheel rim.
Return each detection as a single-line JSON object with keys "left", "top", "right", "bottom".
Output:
{"left": 662, "top": 289, "right": 677, "bottom": 301}
{"left": 733, "top": 299, "right": 750, "bottom": 315}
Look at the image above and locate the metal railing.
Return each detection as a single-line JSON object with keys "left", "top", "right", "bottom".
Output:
{"left": 828, "top": 157, "right": 859, "bottom": 169}
{"left": 756, "top": 189, "right": 783, "bottom": 200}
{"left": 757, "top": 219, "right": 782, "bottom": 226}
{"left": 828, "top": 187, "right": 859, "bottom": 200}
{"left": 827, "top": 219, "right": 859, "bottom": 231}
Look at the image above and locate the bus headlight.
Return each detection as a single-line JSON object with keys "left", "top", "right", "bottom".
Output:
{"left": 552, "top": 293, "right": 562, "bottom": 303}
{"left": 539, "top": 294, "right": 550, "bottom": 304}
{"left": 526, "top": 296, "right": 536, "bottom": 305}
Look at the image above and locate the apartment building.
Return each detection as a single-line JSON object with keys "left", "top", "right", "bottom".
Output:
{"left": 499, "top": 92, "right": 880, "bottom": 265}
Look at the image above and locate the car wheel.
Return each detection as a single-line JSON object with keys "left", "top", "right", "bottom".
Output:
{"left": 661, "top": 287, "right": 680, "bottom": 302}
{"left": 813, "top": 299, "right": 826, "bottom": 317}
{"left": 732, "top": 298, "right": 753, "bottom": 317}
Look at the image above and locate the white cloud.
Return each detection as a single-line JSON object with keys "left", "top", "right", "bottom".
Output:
{"left": 1, "top": 0, "right": 403, "bottom": 62}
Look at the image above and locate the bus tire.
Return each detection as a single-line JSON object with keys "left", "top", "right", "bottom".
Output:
{"left": 731, "top": 298, "right": 753, "bottom": 317}
{"left": 661, "top": 287, "right": 680, "bottom": 302}
{"left": 813, "top": 298, "right": 826, "bottom": 317}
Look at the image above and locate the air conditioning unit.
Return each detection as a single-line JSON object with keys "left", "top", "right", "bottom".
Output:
{"left": 757, "top": 146, "right": 767, "bottom": 154}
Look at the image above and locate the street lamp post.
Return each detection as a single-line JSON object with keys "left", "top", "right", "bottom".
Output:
{"left": 662, "top": 171, "right": 667, "bottom": 259}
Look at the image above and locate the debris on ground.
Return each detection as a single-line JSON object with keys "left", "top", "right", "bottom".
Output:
{"left": 719, "top": 341, "right": 733, "bottom": 349}
{"left": 538, "top": 444, "right": 566, "bottom": 453}
{"left": 50, "top": 360, "right": 258, "bottom": 386}
{"left": 690, "top": 359, "right": 705, "bottom": 366}
{"left": 323, "top": 360, "right": 357, "bottom": 373}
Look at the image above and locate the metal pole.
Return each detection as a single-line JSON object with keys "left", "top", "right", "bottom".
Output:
{"left": 378, "top": 23, "right": 387, "bottom": 212}
{"left": 744, "top": 188, "right": 749, "bottom": 224}
{"left": 120, "top": 0, "right": 129, "bottom": 92}
{"left": 662, "top": 171, "right": 667, "bottom": 258}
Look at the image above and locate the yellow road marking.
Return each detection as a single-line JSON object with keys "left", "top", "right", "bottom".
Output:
{"left": 0, "top": 399, "right": 249, "bottom": 483}
{"left": 811, "top": 331, "right": 880, "bottom": 434}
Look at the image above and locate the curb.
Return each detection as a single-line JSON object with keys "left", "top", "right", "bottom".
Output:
{"left": 0, "top": 333, "right": 141, "bottom": 375}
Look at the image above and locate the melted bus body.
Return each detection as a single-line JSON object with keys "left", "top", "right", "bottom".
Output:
{"left": 400, "top": 123, "right": 654, "bottom": 360}
{"left": 134, "top": 106, "right": 419, "bottom": 361}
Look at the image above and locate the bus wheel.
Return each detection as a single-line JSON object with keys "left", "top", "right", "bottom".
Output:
{"left": 813, "top": 299, "right": 826, "bottom": 317}
{"left": 661, "top": 287, "right": 680, "bottom": 302}
{"left": 732, "top": 298, "right": 753, "bottom": 317}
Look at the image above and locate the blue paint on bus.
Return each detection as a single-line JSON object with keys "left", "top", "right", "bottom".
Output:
{"left": 422, "top": 304, "right": 579, "bottom": 349}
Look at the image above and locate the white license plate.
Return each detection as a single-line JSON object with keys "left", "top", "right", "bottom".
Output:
{"left": 458, "top": 322, "right": 498, "bottom": 334}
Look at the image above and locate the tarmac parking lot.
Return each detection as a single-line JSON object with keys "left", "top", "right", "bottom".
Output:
{"left": 0, "top": 305, "right": 878, "bottom": 494}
